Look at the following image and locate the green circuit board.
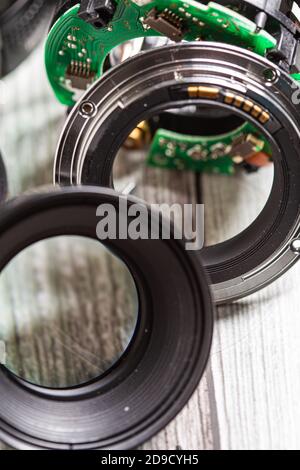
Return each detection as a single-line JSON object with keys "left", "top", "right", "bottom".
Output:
{"left": 45, "top": 0, "right": 277, "bottom": 106}
{"left": 147, "top": 122, "right": 272, "bottom": 174}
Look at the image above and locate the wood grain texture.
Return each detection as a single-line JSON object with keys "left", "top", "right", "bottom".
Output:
{"left": 0, "top": 47, "right": 300, "bottom": 451}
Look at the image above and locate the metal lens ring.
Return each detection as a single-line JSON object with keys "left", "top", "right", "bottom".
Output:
{"left": 55, "top": 42, "right": 300, "bottom": 303}
{"left": 0, "top": 186, "right": 213, "bottom": 450}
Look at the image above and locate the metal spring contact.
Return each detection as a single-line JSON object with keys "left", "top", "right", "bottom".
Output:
{"left": 161, "top": 8, "right": 183, "bottom": 27}
{"left": 187, "top": 86, "right": 271, "bottom": 124}
{"left": 68, "top": 60, "right": 92, "bottom": 78}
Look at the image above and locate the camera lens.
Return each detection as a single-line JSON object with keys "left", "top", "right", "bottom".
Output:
{"left": 0, "top": 186, "right": 213, "bottom": 449}
{"left": 54, "top": 42, "right": 300, "bottom": 303}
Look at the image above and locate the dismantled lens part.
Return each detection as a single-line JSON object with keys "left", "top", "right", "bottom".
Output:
{"left": 45, "top": 0, "right": 278, "bottom": 106}
{"left": 46, "top": 0, "right": 300, "bottom": 175}
{"left": 0, "top": 0, "right": 57, "bottom": 77}
{"left": 45, "top": 0, "right": 300, "bottom": 105}
{"left": 55, "top": 42, "right": 300, "bottom": 303}
{"left": 145, "top": 110, "right": 272, "bottom": 175}
{"left": 112, "top": 38, "right": 272, "bottom": 174}
{"left": 211, "top": 0, "right": 300, "bottom": 73}
{"left": 0, "top": 186, "right": 213, "bottom": 450}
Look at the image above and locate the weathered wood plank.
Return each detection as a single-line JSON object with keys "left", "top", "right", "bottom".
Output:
{"left": 202, "top": 168, "right": 300, "bottom": 450}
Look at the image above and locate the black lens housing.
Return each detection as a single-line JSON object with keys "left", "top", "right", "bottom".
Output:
{"left": 0, "top": 186, "right": 213, "bottom": 449}
{"left": 0, "top": 0, "right": 57, "bottom": 77}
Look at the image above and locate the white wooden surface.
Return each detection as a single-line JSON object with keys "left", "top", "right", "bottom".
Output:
{"left": 1, "top": 47, "right": 300, "bottom": 451}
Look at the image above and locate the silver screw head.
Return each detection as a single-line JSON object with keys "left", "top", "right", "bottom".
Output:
{"left": 291, "top": 239, "right": 300, "bottom": 254}
{"left": 79, "top": 101, "right": 97, "bottom": 118}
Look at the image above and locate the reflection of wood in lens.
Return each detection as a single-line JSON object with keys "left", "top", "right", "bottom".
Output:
{"left": 0, "top": 236, "right": 138, "bottom": 389}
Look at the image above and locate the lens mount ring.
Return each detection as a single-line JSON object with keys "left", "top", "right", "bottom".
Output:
{"left": 54, "top": 42, "right": 300, "bottom": 303}
{"left": 0, "top": 186, "right": 213, "bottom": 450}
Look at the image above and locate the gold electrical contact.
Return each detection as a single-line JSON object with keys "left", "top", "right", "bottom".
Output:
{"left": 223, "top": 91, "right": 270, "bottom": 124}
{"left": 123, "top": 121, "right": 151, "bottom": 150}
{"left": 234, "top": 96, "right": 244, "bottom": 108}
{"left": 188, "top": 86, "right": 220, "bottom": 99}
{"left": 259, "top": 111, "right": 271, "bottom": 124}
{"left": 187, "top": 86, "right": 199, "bottom": 98}
{"left": 251, "top": 105, "right": 262, "bottom": 118}
{"left": 243, "top": 100, "right": 254, "bottom": 112}
{"left": 224, "top": 92, "right": 235, "bottom": 104}
{"left": 188, "top": 87, "right": 270, "bottom": 124}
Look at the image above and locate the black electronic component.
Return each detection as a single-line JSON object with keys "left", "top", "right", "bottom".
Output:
{"left": 66, "top": 60, "right": 96, "bottom": 90}
{"left": 144, "top": 8, "right": 185, "bottom": 42}
{"left": 78, "top": 0, "right": 117, "bottom": 28}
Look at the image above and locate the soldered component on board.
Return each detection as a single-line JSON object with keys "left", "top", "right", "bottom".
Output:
{"left": 231, "top": 134, "right": 266, "bottom": 161}
{"left": 46, "top": 1, "right": 278, "bottom": 106}
{"left": 146, "top": 123, "right": 272, "bottom": 175}
{"left": 144, "top": 8, "right": 185, "bottom": 42}
{"left": 65, "top": 60, "right": 96, "bottom": 90}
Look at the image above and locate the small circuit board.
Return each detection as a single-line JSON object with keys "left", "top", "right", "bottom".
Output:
{"left": 146, "top": 122, "right": 272, "bottom": 174}
{"left": 45, "top": 0, "right": 277, "bottom": 105}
